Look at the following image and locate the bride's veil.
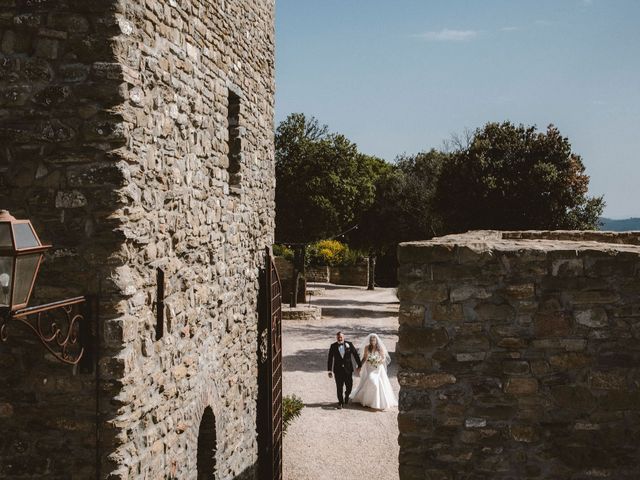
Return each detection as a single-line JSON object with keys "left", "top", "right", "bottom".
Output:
{"left": 361, "top": 333, "right": 391, "bottom": 366}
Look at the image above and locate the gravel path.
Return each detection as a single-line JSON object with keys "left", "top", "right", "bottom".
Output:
{"left": 282, "top": 284, "right": 400, "bottom": 480}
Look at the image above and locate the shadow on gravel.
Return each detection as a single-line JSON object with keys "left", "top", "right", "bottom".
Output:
{"left": 283, "top": 347, "right": 398, "bottom": 377}
{"left": 283, "top": 324, "right": 398, "bottom": 342}
{"left": 307, "top": 283, "right": 365, "bottom": 291}
{"left": 310, "top": 298, "right": 399, "bottom": 307}
{"left": 283, "top": 348, "right": 327, "bottom": 372}
{"left": 320, "top": 307, "right": 397, "bottom": 319}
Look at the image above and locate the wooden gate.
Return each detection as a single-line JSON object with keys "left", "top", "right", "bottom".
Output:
{"left": 257, "top": 247, "right": 283, "bottom": 480}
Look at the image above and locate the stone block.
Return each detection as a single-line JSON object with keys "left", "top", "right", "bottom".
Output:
{"left": 398, "top": 327, "right": 449, "bottom": 353}
{"left": 450, "top": 284, "right": 492, "bottom": 302}
{"left": 534, "top": 312, "right": 572, "bottom": 337}
{"left": 551, "top": 386, "right": 596, "bottom": 412}
{"left": 589, "top": 370, "right": 626, "bottom": 390}
{"left": 34, "top": 37, "right": 58, "bottom": 59}
{"left": 502, "top": 360, "right": 530, "bottom": 376}
{"left": 504, "top": 378, "right": 538, "bottom": 396}
{"left": 549, "top": 353, "right": 591, "bottom": 371}
{"left": 430, "top": 303, "right": 464, "bottom": 323}
{"left": 574, "top": 308, "right": 608, "bottom": 328}
{"left": 570, "top": 290, "right": 621, "bottom": 305}
{"left": 509, "top": 425, "right": 539, "bottom": 443}
{"left": 475, "top": 303, "right": 515, "bottom": 322}
{"left": 399, "top": 304, "right": 425, "bottom": 327}
{"left": 551, "top": 258, "right": 584, "bottom": 276}
{"left": 455, "top": 352, "right": 486, "bottom": 362}
{"left": 504, "top": 282, "right": 536, "bottom": 299}
{"left": 398, "top": 372, "right": 457, "bottom": 389}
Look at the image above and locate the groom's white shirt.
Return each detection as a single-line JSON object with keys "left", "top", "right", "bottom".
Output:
{"left": 338, "top": 343, "right": 345, "bottom": 357}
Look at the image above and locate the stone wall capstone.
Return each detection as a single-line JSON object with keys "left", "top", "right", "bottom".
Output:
{"left": 397, "top": 231, "right": 640, "bottom": 480}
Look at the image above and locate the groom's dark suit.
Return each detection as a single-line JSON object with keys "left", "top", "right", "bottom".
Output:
{"left": 327, "top": 341, "right": 362, "bottom": 405}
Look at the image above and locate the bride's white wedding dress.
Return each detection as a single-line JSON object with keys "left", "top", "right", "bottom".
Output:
{"left": 350, "top": 334, "right": 398, "bottom": 410}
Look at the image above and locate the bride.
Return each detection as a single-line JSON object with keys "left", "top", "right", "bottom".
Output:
{"left": 350, "top": 333, "right": 398, "bottom": 410}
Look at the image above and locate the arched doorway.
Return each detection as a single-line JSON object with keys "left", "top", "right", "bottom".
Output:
{"left": 197, "top": 407, "right": 217, "bottom": 480}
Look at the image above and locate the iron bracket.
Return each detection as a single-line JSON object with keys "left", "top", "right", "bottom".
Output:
{"left": 1, "top": 296, "right": 86, "bottom": 365}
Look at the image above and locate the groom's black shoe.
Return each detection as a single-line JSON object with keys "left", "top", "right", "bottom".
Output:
{"left": 337, "top": 403, "right": 343, "bottom": 409}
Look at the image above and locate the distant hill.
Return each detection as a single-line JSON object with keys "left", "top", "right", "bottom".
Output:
{"left": 599, "top": 217, "right": 640, "bottom": 231}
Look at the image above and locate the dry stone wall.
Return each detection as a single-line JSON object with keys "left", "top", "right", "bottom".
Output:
{"left": 0, "top": 0, "right": 275, "bottom": 479}
{"left": 0, "top": 1, "right": 126, "bottom": 478}
{"left": 397, "top": 231, "right": 640, "bottom": 480}
{"left": 101, "top": 1, "right": 275, "bottom": 478}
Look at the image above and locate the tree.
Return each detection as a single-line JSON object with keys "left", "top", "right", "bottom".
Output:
{"left": 275, "top": 113, "right": 386, "bottom": 300}
{"left": 435, "top": 122, "right": 604, "bottom": 232}
{"left": 353, "top": 149, "right": 448, "bottom": 247}
{"left": 275, "top": 113, "right": 382, "bottom": 243}
{"left": 350, "top": 150, "right": 448, "bottom": 288}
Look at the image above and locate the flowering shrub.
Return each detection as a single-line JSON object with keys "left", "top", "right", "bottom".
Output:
{"left": 307, "top": 240, "right": 347, "bottom": 266}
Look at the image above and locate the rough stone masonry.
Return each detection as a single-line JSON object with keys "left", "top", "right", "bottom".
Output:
{"left": 397, "top": 231, "right": 640, "bottom": 479}
{"left": 0, "top": 0, "right": 275, "bottom": 479}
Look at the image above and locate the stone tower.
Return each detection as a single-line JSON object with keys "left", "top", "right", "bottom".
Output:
{"left": 0, "top": 1, "right": 275, "bottom": 478}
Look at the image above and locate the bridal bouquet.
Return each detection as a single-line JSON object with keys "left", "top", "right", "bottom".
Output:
{"left": 367, "top": 351, "right": 384, "bottom": 368}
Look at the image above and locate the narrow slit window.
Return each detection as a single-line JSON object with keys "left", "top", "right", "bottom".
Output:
{"left": 227, "top": 90, "right": 242, "bottom": 192}
{"left": 155, "top": 268, "right": 164, "bottom": 341}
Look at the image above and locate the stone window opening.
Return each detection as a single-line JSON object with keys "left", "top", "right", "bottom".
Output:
{"left": 227, "top": 89, "right": 242, "bottom": 195}
{"left": 155, "top": 267, "right": 164, "bottom": 341}
{"left": 197, "top": 407, "right": 217, "bottom": 479}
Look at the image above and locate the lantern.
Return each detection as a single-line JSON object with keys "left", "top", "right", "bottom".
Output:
{"left": 0, "top": 210, "right": 51, "bottom": 312}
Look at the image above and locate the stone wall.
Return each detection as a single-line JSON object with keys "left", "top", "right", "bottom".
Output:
{"left": 0, "top": 1, "right": 126, "bottom": 478}
{"left": 305, "top": 265, "right": 329, "bottom": 283}
{"left": 397, "top": 231, "right": 640, "bottom": 480}
{"left": 0, "top": 0, "right": 275, "bottom": 478}
{"left": 329, "top": 261, "right": 369, "bottom": 287}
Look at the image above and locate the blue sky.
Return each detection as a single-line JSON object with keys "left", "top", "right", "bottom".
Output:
{"left": 275, "top": 0, "right": 640, "bottom": 218}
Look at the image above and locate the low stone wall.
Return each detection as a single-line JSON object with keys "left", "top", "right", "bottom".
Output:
{"left": 397, "top": 231, "right": 640, "bottom": 480}
{"left": 306, "top": 265, "right": 330, "bottom": 283}
{"left": 329, "top": 262, "right": 369, "bottom": 287}
{"left": 280, "top": 257, "right": 369, "bottom": 291}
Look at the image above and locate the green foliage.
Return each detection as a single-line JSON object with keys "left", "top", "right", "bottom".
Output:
{"left": 282, "top": 394, "right": 304, "bottom": 434}
{"left": 277, "top": 114, "right": 605, "bottom": 260}
{"left": 434, "top": 122, "right": 605, "bottom": 232}
{"left": 306, "top": 240, "right": 365, "bottom": 267}
{"left": 275, "top": 113, "right": 387, "bottom": 243}
{"left": 350, "top": 149, "right": 449, "bottom": 249}
{"left": 272, "top": 244, "right": 294, "bottom": 261}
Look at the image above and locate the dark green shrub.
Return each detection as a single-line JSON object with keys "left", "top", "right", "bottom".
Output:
{"left": 282, "top": 394, "right": 304, "bottom": 434}
{"left": 273, "top": 244, "right": 294, "bottom": 261}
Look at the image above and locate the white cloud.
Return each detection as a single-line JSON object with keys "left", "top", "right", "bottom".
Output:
{"left": 501, "top": 26, "right": 519, "bottom": 32}
{"left": 414, "top": 29, "right": 479, "bottom": 42}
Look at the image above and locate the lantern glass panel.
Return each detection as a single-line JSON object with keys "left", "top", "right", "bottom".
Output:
{"left": 0, "top": 224, "right": 11, "bottom": 248}
{"left": 12, "top": 253, "right": 40, "bottom": 306}
{"left": 13, "top": 223, "right": 39, "bottom": 249}
{"left": 0, "top": 256, "right": 12, "bottom": 307}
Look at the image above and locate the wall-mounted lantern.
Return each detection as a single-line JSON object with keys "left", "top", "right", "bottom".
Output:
{"left": 0, "top": 210, "right": 86, "bottom": 365}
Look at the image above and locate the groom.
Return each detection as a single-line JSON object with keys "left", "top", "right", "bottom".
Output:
{"left": 327, "top": 331, "right": 362, "bottom": 409}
